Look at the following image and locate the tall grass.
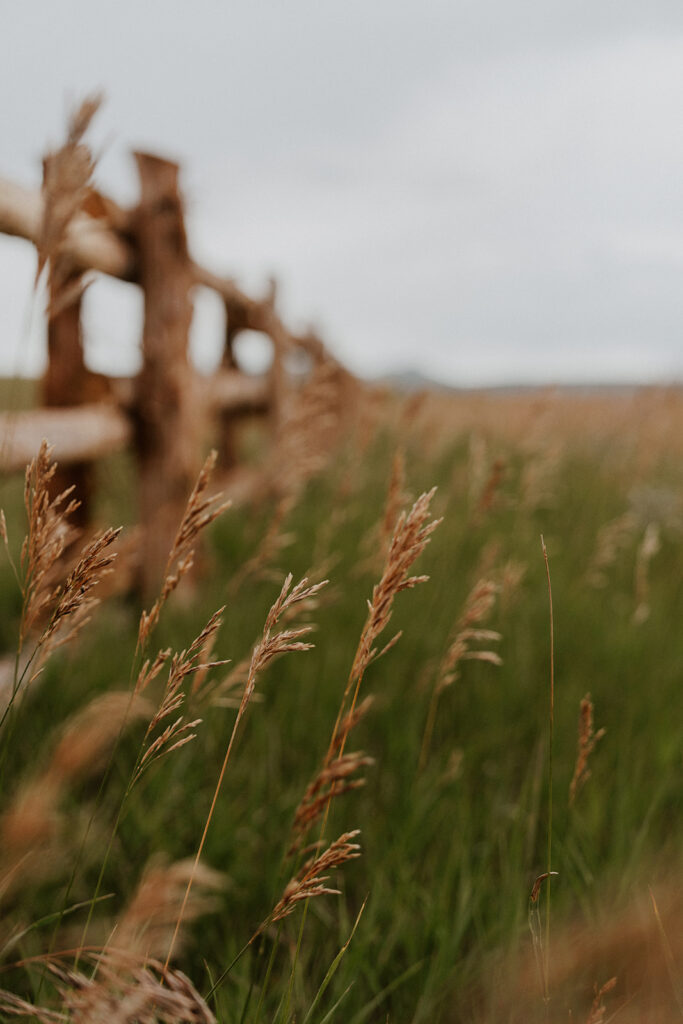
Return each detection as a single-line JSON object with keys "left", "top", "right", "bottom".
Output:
{"left": 0, "top": 389, "right": 682, "bottom": 1021}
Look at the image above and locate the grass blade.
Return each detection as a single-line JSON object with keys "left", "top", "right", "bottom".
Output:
{"left": 302, "top": 897, "right": 367, "bottom": 1024}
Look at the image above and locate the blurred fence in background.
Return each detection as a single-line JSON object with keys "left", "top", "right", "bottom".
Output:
{"left": 0, "top": 100, "right": 360, "bottom": 592}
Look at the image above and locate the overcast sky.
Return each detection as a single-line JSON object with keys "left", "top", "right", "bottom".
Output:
{"left": 2, "top": 1, "right": 683, "bottom": 385}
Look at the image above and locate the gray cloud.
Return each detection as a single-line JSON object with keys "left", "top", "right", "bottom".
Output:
{"left": 1, "top": 2, "right": 683, "bottom": 383}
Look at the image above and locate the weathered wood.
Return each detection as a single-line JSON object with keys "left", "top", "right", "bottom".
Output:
{"left": 263, "top": 311, "right": 288, "bottom": 441}
{"left": 0, "top": 404, "right": 132, "bottom": 473}
{"left": 43, "top": 268, "right": 87, "bottom": 409}
{"left": 47, "top": 371, "right": 269, "bottom": 416}
{"left": 132, "top": 152, "right": 197, "bottom": 595}
{"left": 0, "top": 175, "right": 334, "bottom": 365}
{"left": 0, "top": 177, "right": 136, "bottom": 280}
{"left": 218, "top": 298, "right": 248, "bottom": 467}
{"left": 42, "top": 240, "right": 96, "bottom": 525}
{"left": 0, "top": 165, "right": 358, "bottom": 595}
{"left": 210, "top": 369, "right": 270, "bottom": 414}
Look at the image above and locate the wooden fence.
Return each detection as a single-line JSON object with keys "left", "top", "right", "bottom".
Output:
{"left": 0, "top": 107, "right": 359, "bottom": 592}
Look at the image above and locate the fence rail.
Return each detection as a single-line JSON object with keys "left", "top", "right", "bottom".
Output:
{"left": 0, "top": 404, "right": 131, "bottom": 473}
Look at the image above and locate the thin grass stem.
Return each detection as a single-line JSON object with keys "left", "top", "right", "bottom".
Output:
{"left": 540, "top": 535, "right": 554, "bottom": 1014}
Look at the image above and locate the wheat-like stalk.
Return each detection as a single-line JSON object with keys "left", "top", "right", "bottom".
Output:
{"left": 343, "top": 489, "right": 440, "bottom": 714}
{"left": 18, "top": 442, "right": 79, "bottom": 648}
{"left": 0, "top": 950, "right": 215, "bottom": 1024}
{"left": 134, "top": 609, "right": 226, "bottom": 786}
{"left": 289, "top": 751, "right": 373, "bottom": 855}
{"left": 0, "top": 692, "right": 150, "bottom": 900}
{"left": 633, "top": 521, "right": 661, "bottom": 624}
{"left": 114, "top": 858, "right": 225, "bottom": 961}
{"left": 584, "top": 976, "right": 617, "bottom": 1024}
{"left": 286, "top": 489, "right": 440, "bottom": 861}
{"left": 585, "top": 510, "right": 638, "bottom": 588}
{"left": 138, "top": 451, "right": 229, "bottom": 649}
{"left": 419, "top": 578, "right": 502, "bottom": 772}
{"left": 40, "top": 526, "right": 121, "bottom": 653}
{"left": 36, "top": 94, "right": 101, "bottom": 292}
{"left": 269, "top": 831, "right": 361, "bottom": 925}
{"left": 269, "top": 357, "right": 343, "bottom": 500}
{"left": 568, "top": 694, "right": 605, "bottom": 807}
{"left": 163, "top": 574, "right": 327, "bottom": 969}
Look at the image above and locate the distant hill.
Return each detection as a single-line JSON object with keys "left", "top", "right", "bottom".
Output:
{"left": 370, "top": 369, "right": 680, "bottom": 397}
{"left": 372, "top": 370, "right": 460, "bottom": 393}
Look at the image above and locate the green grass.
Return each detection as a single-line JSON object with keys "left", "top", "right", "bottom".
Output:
{"left": 0, "top": 419, "right": 681, "bottom": 1021}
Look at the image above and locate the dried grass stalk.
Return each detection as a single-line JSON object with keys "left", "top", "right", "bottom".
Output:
{"left": 164, "top": 575, "right": 325, "bottom": 968}
{"left": 0, "top": 691, "right": 149, "bottom": 897}
{"left": 40, "top": 526, "right": 121, "bottom": 653}
{"left": 569, "top": 694, "right": 605, "bottom": 806}
{"left": 49, "top": 691, "right": 151, "bottom": 784}
{"left": 240, "top": 575, "right": 327, "bottom": 710}
{"left": 135, "top": 609, "right": 226, "bottom": 784}
{"left": 0, "top": 990, "right": 65, "bottom": 1022}
{"left": 357, "top": 447, "right": 410, "bottom": 576}
{"left": 2, "top": 950, "right": 215, "bottom": 1024}
{"left": 380, "top": 449, "right": 407, "bottom": 552}
{"left": 331, "top": 695, "right": 375, "bottom": 753}
{"left": 115, "top": 858, "right": 225, "bottom": 960}
{"left": 287, "top": 694, "right": 374, "bottom": 856}
{"left": 586, "top": 511, "right": 638, "bottom": 588}
{"left": 585, "top": 976, "right": 617, "bottom": 1024}
{"left": 474, "top": 452, "right": 506, "bottom": 521}
{"left": 269, "top": 831, "right": 361, "bottom": 925}
{"left": 289, "top": 490, "right": 438, "bottom": 861}
{"left": 270, "top": 358, "right": 343, "bottom": 499}
{"left": 2, "top": 442, "right": 121, "bottom": 717}
{"left": 519, "top": 444, "right": 560, "bottom": 512}
{"left": 419, "top": 578, "right": 502, "bottom": 772}
{"left": 134, "top": 648, "right": 172, "bottom": 698}
{"left": 0, "top": 775, "right": 61, "bottom": 863}
{"left": 633, "top": 521, "right": 661, "bottom": 624}
{"left": 209, "top": 573, "right": 327, "bottom": 707}
{"left": 349, "top": 488, "right": 440, "bottom": 695}
{"left": 208, "top": 653, "right": 252, "bottom": 707}
{"left": 435, "top": 579, "right": 502, "bottom": 694}
{"left": 19, "top": 442, "right": 80, "bottom": 647}
{"left": 138, "top": 451, "right": 230, "bottom": 648}
{"left": 290, "top": 752, "right": 373, "bottom": 854}
{"left": 36, "top": 94, "right": 102, "bottom": 288}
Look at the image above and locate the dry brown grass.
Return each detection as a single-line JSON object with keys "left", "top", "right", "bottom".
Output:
{"left": 482, "top": 880, "right": 683, "bottom": 1023}
{"left": 134, "top": 609, "right": 226, "bottom": 786}
{"left": 163, "top": 572, "right": 328, "bottom": 968}
{"left": 419, "top": 576, "right": 503, "bottom": 772}
{"left": 269, "top": 355, "right": 361, "bottom": 502}
{"left": 0, "top": 692, "right": 150, "bottom": 903}
{"left": 289, "top": 750, "right": 374, "bottom": 856}
{"left": 270, "top": 831, "right": 361, "bottom": 925}
{"left": 114, "top": 859, "right": 225, "bottom": 962}
{"left": 1, "top": 399, "right": 679, "bottom": 1020}
{"left": 568, "top": 694, "right": 606, "bottom": 807}
{"left": 137, "top": 451, "right": 229, "bottom": 649}
{"left": 0, "top": 950, "right": 216, "bottom": 1024}
{"left": 36, "top": 95, "right": 101, "bottom": 294}
{"left": 385, "top": 385, "right": 683, "bottom": 475}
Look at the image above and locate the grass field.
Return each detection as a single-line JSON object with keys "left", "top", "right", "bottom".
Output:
{"left": 0, "top": 385, "right": 681, "bottom": 1022}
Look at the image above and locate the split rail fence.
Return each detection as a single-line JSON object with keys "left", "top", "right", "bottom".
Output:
{"left": 0, "top": 112, "right": 359, "bottom": 593}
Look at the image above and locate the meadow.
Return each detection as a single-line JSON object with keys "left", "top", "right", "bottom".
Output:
{"left": 0, "top": 384, "right": 681, "bottom": 1022}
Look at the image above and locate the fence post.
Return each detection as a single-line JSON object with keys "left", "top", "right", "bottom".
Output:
{"left": 42, "top": 249, "right": 95, "bottom": 528}
{"left": 217, "top": 296, "right": 248, "bottom": 468}
{"left": 265, "top": 316, "right": 288, "bottom": 444}
{"left": 132, "top": 152, "right": 197, "bottom": 596}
